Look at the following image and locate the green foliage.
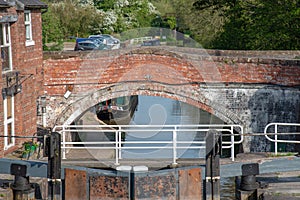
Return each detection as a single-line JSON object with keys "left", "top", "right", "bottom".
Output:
{"left": 115, "top": 0, "right": 158, "bottom": 32}
{"left": 41, "top": 0, "right": 299, "bottom": 50}
{"left": 43, "top": 41, "right": 64, "bottom": 51}
{"left": 42, "top": 0, "right": 104, "bottom": 42}
{"left": 194, "top": 0, "right": 300, "bottom": 50}
{"left": 170, "top": 0, "right": 225, "bottom": 48}
{"left": 42, "top": 5, "right": 63, "bottom": 44}
{"left": 166, "top": 16, "right": 176, "bottom": 30}
{"left": 94, "top": 0, "right": 116, "bottom": 11}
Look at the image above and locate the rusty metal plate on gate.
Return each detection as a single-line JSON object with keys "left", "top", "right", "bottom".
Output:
{"left": 134, "top": 172, "right": 176, "bottom": 199}
{"left": 178, "top": 168, "right": 202, "bottom": 200}
{"left": 65, "top": 168, "right": 87, "bottom": 200}
{"left": 89, "top": 176, "right": 129, "bottom": 200}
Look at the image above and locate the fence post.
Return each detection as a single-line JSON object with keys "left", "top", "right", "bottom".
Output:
{"left": 115, "top": 130, "right": 119, "bottom": 165}
{"left": 172, "top": 126, "right": 177, "bottom": 165}
{"left": 205, "top": 129, "right": 222, "bottom": 200}
{"left": 230, "top": 126, "right": 235, "bottom": 161}
{"left": 275, "top": 124, "right": 278, "bottom": 155}
{"left": 62, "top": 126, "right": 66, "bottom": 159}
{"left": 118, "top": 127, "right": 122, "bottom": 159}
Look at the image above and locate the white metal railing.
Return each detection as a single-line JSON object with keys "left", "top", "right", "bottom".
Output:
{"left": 264, "top": 123, "right": 300, "bottom": 155}
{"left": 53, "top": 124, "right": 243, "bottom": 165}
{"left": 130, "top": 36, "right": 153, "bottom": 44}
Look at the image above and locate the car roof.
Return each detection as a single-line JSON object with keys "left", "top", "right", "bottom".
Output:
{"left": 76, "top": 38, "right": 97, "bottom": 43}
{"left": 78, "top": 40, "right": 95, "bottom": 44}
{"left": 89, "top": 35, "right": 101, "bottom": 37}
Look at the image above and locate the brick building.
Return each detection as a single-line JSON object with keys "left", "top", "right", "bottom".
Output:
{"left": 0, "top": 0, "right": 47, "bottom": 157}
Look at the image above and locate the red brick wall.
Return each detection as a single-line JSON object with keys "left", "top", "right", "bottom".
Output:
{"left": 43, "top": 50, "right": 300, "bottom": 96}
{"left": 0, "top": 8, "right": 44, "bottom": 157}
{"left": 41, "top": 50, "right": 300, "bottom": 129}
{"left": 0, "top": 77, "right": 3, "bottom": 157}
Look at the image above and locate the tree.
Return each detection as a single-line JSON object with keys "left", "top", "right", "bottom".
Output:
{"left": 42, "top": 6, "right": 63, "bottom": 44}
{"left": 93, "top": 0, "right": 116, "bottom": 11}
{"left": 163, "top": 0, "right": 225, "bottom": 48}
{"left": 99, "top": 0, "right": 159, "bottom": 33}
{"left": 194, "top": 0, "right": 300, "bottom": 50}
{"left": 42, "top": 0, "right": 104, "bottom": 40}
{"left": 246, "top": 0, "right": 300, "bottom": 50}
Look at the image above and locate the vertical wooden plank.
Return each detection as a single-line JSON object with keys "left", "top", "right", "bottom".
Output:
{"left": 178, "top": 168, "right": 202, "bottom": 200}
{"left": 65, "top": 168, "right": 87, "bottom": 200}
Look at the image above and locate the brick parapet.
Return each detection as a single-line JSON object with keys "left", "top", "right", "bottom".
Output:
{"left": 44, "top": 48, "right": 300, "bottom": 62}
{"left": 43, "top": 48, "right": 300, "bottom": 96}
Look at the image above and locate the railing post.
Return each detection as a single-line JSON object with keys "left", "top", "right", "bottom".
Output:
{"left": 62, "top": 126, "right": 66, "bottom": 160}
{"left": 118, "top": 127, "right": 122, "bottom": 159}
{"left": 231, "top": 126, "right": 235, "bottom": 162}
{"left": 172, "top": 126, "right": 177, "bottom": 165}
{"left": 115, "top": 130, "right": 119, "bottom": 165}
{"left": 275, "top": 124, "right": 278, "bottom": 155}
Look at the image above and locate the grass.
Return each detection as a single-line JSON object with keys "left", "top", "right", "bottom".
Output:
{"left": 267, "top": 152, "right": 297, "bottom": 157}
{"left": 274, "top": 192, "right": 281, "bottom": 196}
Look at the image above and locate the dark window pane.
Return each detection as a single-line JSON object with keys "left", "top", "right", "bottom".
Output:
{"left": 7, "top": 123, "right": 13, "bottom": 145}
{"left": 1, "top": 46, "right": 9, "bottom": 71}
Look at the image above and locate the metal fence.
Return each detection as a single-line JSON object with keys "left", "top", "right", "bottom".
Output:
{"left": 130, "top": 36, "right": 153, "bottom": 44}
{"left": 53, "top": 124, "right": 243, "bottom": 164}
{"left": 264, "top": 123, "right": 300, "bottom": 155}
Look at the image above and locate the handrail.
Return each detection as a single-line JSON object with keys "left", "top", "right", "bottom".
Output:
{"left": 53, "top": 124, "right": 243, "bottom": 164}
{"left": 264, "top": 123, "right": 300, "bottom": 155}
{"left": 130, "top": 36, "right": 153, "bottom": 44}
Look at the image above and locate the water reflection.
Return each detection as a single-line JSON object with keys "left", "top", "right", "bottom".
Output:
{"left": 122, "top": 95, "right": 224, "bottom": 159}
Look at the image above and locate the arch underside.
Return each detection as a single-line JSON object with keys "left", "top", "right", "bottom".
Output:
{"left": 56, "top": 82, "right": 242, "bottom": 126}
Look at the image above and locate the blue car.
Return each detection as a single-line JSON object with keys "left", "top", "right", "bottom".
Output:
{"left": 74, "top": 38, "right": 109, "bottom": 51}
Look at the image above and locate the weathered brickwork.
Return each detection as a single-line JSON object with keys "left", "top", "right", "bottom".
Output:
{"left": 0, "top": 4, "right": 45, "bottom": 157}
{"left": 43, "top": 49, "right": 300, "bottom": 96}
{"left": 42, "top": 48, "right": 300, "bottom": 152}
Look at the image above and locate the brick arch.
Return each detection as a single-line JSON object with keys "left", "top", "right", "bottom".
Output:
{"left": 56, "top": 82, "right": 242, "bottom": 126}
{"left": 52, "top": 48, "right": 243, "bottom": 126}
{"left": 72, "top": 48, "right": 206, "bottom": 95}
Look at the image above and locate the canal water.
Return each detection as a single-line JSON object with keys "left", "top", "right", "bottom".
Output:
{"left": 123, "top": 95, "right": 235, "bottom": 199}
{"left": 122, "top": 95, "right": 224, "bottom": 159}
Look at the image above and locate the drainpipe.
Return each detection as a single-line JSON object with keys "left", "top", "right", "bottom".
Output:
{"left": 41, "top": 96, "right": 47, "bottom": 127}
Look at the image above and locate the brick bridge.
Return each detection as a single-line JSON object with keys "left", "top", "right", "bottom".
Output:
{"left": 42, "top": 47, "right": 300, "bottom": 152}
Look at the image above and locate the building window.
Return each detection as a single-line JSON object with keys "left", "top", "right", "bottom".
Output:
{"left": 0, "top": 23, "right": 12, "bottom": 72}
{"left": 25, "top": 10, "right": 35, "bottom": 46}
{"left": 0, "top": 23, "right": 14, "bottom": 149}
{"left": 4, "top": 95, "right": 15, "bottom": 149}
